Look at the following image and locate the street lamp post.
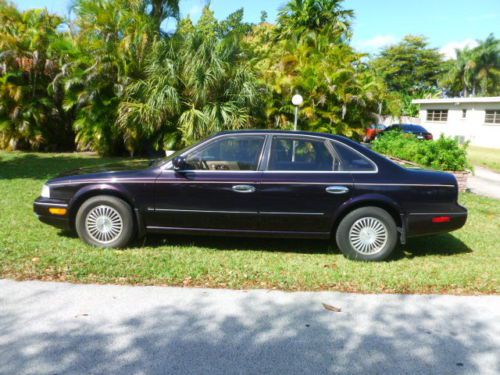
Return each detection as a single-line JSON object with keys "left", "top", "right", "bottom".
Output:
{"left": 292, "top": 94, "right": 303, "bottom": 131}
{"left": 291, "top": 94, "right": 303, "bottom": 162}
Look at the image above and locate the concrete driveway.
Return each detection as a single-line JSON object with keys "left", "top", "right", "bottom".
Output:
{"left": 467, "top": 166, "right": 500, "bottom": 199}
{"left": 0, "top": 279, "right": 499, "bottom": 375}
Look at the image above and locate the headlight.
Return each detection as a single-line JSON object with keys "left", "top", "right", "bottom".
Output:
{"left": 41, "top": 184, "right": 50, "bottom": 198}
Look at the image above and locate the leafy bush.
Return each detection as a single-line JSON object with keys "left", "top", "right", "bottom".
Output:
{"left": 372, "top": 131, "right": 470, "bottom": 171}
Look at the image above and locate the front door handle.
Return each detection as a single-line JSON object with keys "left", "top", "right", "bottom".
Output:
{"left": 326, "top": 185, "right": 349, "bottom": 194}
{"left": 232, "top": 185, "right": 256, "bottom": 193}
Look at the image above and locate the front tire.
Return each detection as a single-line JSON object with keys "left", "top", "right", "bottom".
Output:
{"left": 75, "top": 195, "right": 135, "bottom": 248}
{"left": 336, "top": 207, "right": 398, "bottom": 261}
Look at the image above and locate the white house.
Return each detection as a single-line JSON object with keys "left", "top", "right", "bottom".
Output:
{"left": 412, "top": 97, "right": 500, "bottom": 149}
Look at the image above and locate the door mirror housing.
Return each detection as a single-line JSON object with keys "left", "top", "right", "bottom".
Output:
{"left": 172, "top": 156, "right": 188, "bottom": 171}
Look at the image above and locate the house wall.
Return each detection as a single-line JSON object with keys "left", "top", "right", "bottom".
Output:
{"left": 418, "top": 102, "right": 500, "bottom": 149}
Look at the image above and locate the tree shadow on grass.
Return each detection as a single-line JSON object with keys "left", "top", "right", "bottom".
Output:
{"left": 0, "top": 152, "right": 138, "bottom": 181}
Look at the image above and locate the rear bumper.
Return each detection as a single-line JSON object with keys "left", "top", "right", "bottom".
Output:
{"left": 33, "top": 197, "right": 71, "bottom": 230}
{"left": 406, "top": 205, "right": 468, "bottom": 237}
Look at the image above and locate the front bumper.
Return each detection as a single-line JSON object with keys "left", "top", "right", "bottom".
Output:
{"left": 33, "top": 197, "right": 71, "bottom": 230}
{"left": 406, "top": 205, "right": 468, "bottom": 237}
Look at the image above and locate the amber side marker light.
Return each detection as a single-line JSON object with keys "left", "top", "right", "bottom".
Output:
{"left": 432, "top": 216, "right": 451, "bottom": 223}
{"left": 49, "top": 207, "right": 67, "bottom": 216}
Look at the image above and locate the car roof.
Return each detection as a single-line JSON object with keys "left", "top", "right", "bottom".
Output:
{"left": 217, "top": 129, "right": 346, "bottom": 141}
{"left": 392, "top": 124, "right": 421, "bottom": 128}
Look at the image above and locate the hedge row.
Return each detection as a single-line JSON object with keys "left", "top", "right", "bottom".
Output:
{"left": 372, "top": 131, "right": 470, "bottom": 171}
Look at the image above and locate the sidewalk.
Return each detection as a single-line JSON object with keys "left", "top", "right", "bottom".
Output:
{"left": 1, "top": 279, "right": 499, "bottom": 375}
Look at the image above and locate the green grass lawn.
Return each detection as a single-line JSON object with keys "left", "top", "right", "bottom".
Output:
{"left": 468, "top": 145, "right": 500, "bottom": 172}
{"left": 0, "top": 151, "right": 498, "bottom": 294}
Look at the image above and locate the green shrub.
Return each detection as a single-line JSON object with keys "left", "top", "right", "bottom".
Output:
{"left": 372, "top": 131, "right": 470, "bottom": 171}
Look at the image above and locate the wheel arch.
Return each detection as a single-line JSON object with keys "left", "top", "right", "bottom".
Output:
{"left": 331, "top": 194, "right": 403, "bottom": 237}
{"left": 68, "top": 184, "right": 137, "bottom": 231}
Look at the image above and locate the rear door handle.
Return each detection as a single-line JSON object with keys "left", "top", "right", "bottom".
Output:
{"left": 326, "top": 185, "right": 349, "bottom": 194}
{"left": 232, "top": 185, "right": 256, "bottom": 193}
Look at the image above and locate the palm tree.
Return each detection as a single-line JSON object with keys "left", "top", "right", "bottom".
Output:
{"left": 64, "top": 0, "right": 157, "bottom": 154}
{"left": 277, "top": 0, "right": 354, "bottom": 43}
{"left": 118, "top": 8, "right": 261, "bottom": 154}
{"left": 443, "top": 34, "right": 499, "bottom": 97}
{"left": 0, "top": 2, "right": 74, "bottom": 150}
{"left": 473, "top": 34, "right": 499, "bottom": 95}
{"left": 147, "top": 0, "right": 179, "bottom": 32}
{"left": 250, "top": 1, "right": 388, "bottom": 139}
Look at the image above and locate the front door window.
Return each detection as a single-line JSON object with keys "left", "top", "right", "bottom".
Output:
{"left": 185, "top": 135, "right": 265, "bottom": 171}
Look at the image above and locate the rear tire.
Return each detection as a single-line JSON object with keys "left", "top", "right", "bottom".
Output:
{"left": 336, "top": 207, "right": 398, "bottom": 261}
{"left": 75, "top": 195, "right": 135, "bottom": 248}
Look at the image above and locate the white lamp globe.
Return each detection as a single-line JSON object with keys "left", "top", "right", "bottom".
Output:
{"left": 292, "top": 94, "right": 303, "bottom": 106}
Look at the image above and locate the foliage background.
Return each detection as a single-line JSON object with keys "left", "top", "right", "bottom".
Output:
{"left": 0, "top": 0, "right": 498, "bottom": 155}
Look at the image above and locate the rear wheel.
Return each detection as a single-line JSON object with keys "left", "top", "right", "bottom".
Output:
{"left": 336, "top": 207, "right": 398, "bottom": 261}
{"left": 75, "top": 195, "right": 134, "bottom": 248}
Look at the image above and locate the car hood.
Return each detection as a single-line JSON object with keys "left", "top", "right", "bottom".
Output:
{"left": 56, "top": 160, "right": 152, "bottom": 178}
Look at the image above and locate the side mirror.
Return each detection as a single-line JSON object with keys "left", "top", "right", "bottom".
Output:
{"left": 172, "top": 156, "right": 187, "bottom": 171}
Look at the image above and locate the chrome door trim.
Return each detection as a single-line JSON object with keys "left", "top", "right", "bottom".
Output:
{"left": 260, "top": 211, "right": 324, "bottom": 216}
{"left": 33, "top": 202, "right": 68, "bottom": 207}
{"left": 149, "top": 208, "right": 257, "bottom": 214}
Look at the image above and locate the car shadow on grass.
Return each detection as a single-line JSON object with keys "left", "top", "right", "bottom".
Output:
{"left": 130, "top": 232, "right": 472, "bottom": 259}
{"left": 140, "top": 234, "right": 338, "bottom": 255}
{"left": 400, "top": 233, "right": 472, "bottom": 259}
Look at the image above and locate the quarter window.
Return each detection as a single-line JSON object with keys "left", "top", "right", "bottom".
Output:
{"left": 268, "top": 137, "right": 334, "bottom": 171}
{"left": 184, "top": 136, "right": 265, "bottom": 171}
{"left": 331, "top": 142, "right": 377, "bottom": 172}
{"left": 485, "top": 110, "right": 500, "bottom": 124}
{"left": 427, "top": 109, "right": 448, "bottom": 122}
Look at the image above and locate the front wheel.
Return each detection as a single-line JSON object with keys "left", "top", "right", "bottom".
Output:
{"left": 75, "top": 195, "right": 135, "bottom": 248}
{"left": 335, "top": 207, "right": 398, "bottom": 261}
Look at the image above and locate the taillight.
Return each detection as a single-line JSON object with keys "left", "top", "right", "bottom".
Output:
{"left": 432, "top": 216, "right": 451, "bottom": 223}
{"left": 426, "top": 134, "right": 433, "bottom": 140}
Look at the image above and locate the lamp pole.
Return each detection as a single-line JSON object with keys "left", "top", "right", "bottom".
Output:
{"left": 291, "top": 94, "right": 303, "bottom": 131}
{"left": 291, "top": 94, "right": 303, "bottom": 162}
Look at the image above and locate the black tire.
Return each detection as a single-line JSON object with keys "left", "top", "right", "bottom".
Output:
{"left": 335, "top": 206, "right": 398, "bottom": 261}
{"left": 75, "top": 195, "right": 135, "bottom": 248}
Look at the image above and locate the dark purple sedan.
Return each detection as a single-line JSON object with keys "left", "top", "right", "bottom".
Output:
{"left": 34, "top": 130, "right": 467, "bottom": 261}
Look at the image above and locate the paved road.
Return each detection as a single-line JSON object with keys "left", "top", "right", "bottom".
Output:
{"left": 467, "top": 166, "right": 500, "bottom": 199}
{"left": 1, "top": 280, "right": 499, "bottom": 375}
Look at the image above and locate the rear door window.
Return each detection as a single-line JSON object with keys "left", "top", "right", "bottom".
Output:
{"left": 268, "top": 137, "right": 335, "bottom": 171}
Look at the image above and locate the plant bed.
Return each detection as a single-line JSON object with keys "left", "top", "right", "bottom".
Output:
{"left": 373, "top": 132, "right": 472, "bottom": 191}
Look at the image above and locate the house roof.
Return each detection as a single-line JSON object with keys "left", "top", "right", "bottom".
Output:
{"left": 412, "top": 97, "right": 500, "bottom": 105}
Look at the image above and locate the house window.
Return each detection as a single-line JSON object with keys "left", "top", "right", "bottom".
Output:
{"left": 462, "top": 109, "right": 467, "bottom": 118}
{"left": 485, "top": 110, "right": 500, "bottom": 124}
{"left": 427, "top": 109, "right": 448, "bottom": 122}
